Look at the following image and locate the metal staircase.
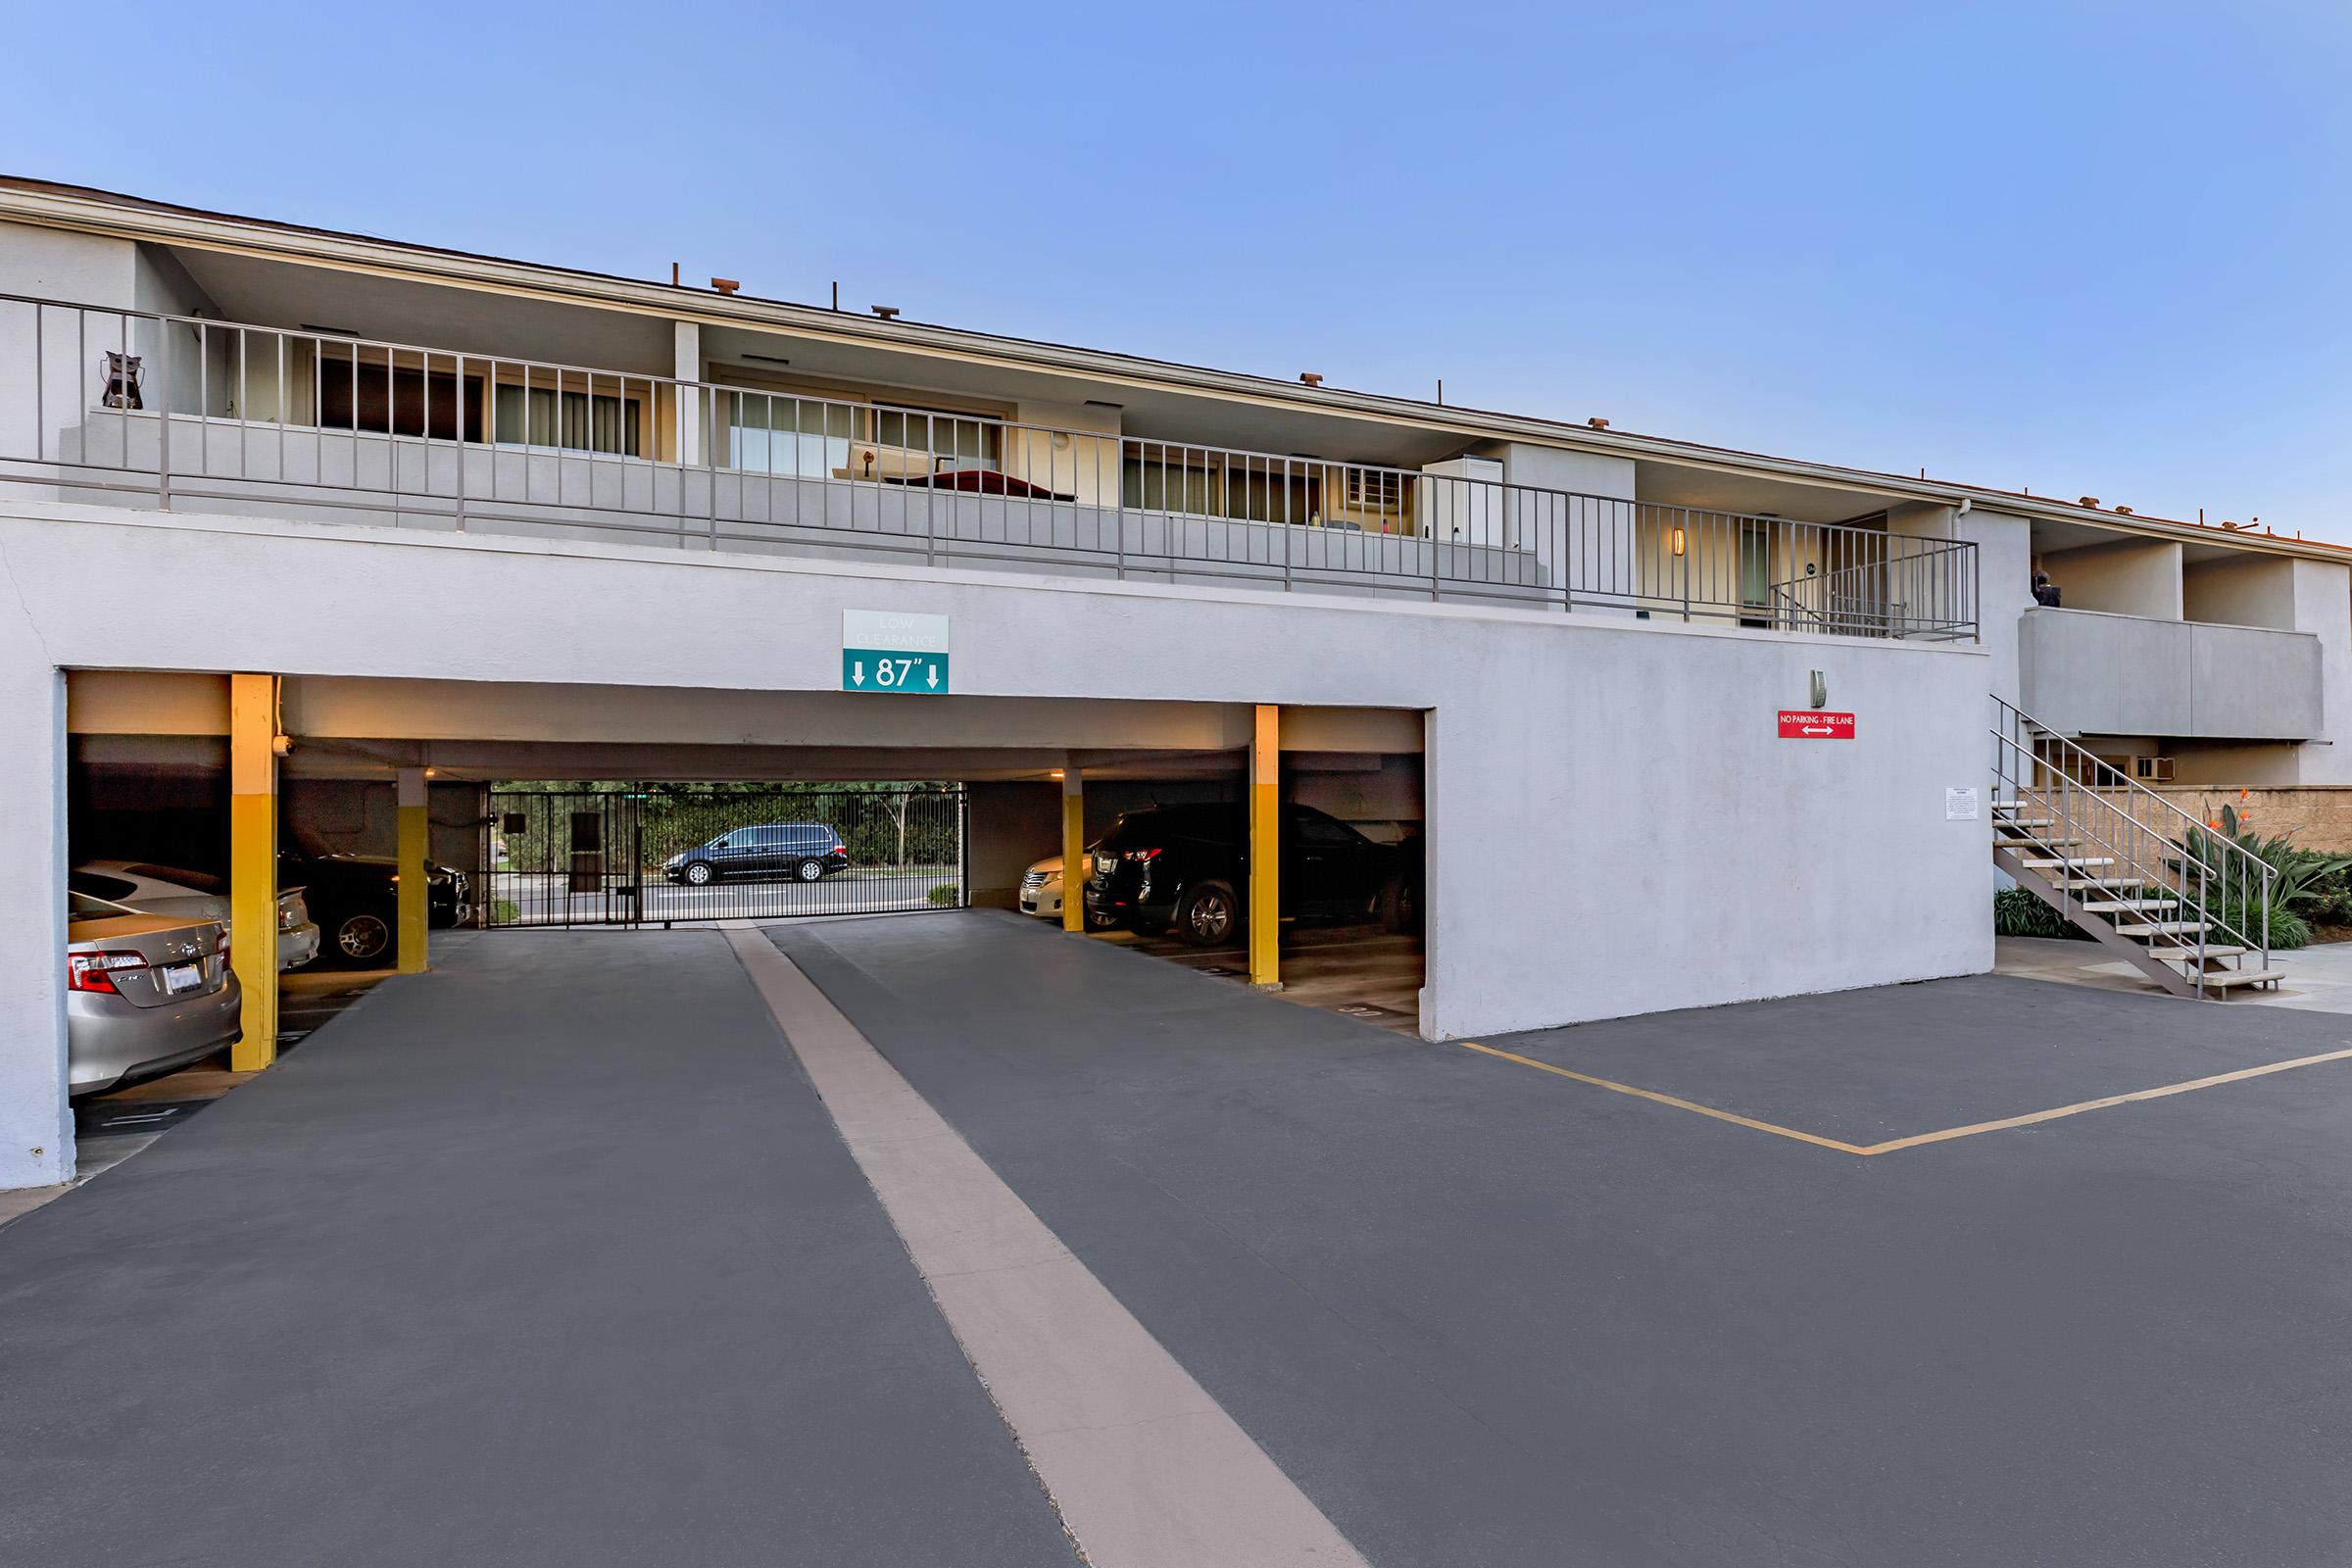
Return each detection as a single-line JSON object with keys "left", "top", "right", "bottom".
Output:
{"left": 1991, "top": 698, "right": 2281, "bottom": 998}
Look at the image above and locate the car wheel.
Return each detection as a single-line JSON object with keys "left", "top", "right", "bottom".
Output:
{"left": 682, "top": 861, "right": 715, "bottom": 887}
{"left": 1380, "top": 873, "right": 1422, "bottom": 935}
{"left": 336, "top": 911, "right": 391, "bottom": 963}
{"left": 796, "top": 859, "right": 824, "bottom": 883}
{"left": 1085, "top": 906, "right": 1120, "bottom": 932}
{"left": 1173, "top": 880, "right": 1240, "bottom": 947}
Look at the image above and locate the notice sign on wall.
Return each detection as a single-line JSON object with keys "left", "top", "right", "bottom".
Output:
{"left": 1778, "top": 710, "right": 1856, "bottom": 740}
{"left": 843, "top": 609, "right": 951, "bottom": 695}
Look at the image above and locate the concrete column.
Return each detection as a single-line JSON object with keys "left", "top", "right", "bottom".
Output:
{"left": 1249, "top": 705, "right": 1281, "bottom": 991}
{"left": 674, "top": 321, "right": 704, "bottom": 466}
{"left": 0, "top": 648, "right": 69, "bottom": 1190}
{"left": 1060, "top": 766, "right": 1085, "bottom": 934}
{"left": 396, "top": 766, "right": 428, "bottom": 973}
{"left": 228, "top": 673, "right": 278, "bottom": 1072}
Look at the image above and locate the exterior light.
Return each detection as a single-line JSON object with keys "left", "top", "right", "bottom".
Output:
{"left": 1049, "top": 769, "right": 1065, "bottom": 780}
{"left": 1670, "top": 526, "right": 1686, "bottom": 558}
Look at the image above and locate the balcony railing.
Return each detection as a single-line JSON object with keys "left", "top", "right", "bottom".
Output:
{"left": 0, "top": 293, "right": 1977, "bottom": 640}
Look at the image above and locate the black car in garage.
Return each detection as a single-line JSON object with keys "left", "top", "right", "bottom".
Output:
{"left": 282, "top": 846, "right": 471, "bottom": 965}
{"left": 1083, "top": 802, "right": 1415, "bottom": 945}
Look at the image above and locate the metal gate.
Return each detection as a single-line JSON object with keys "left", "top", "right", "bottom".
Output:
{"left": 484, "top": 786, "right": 967, "bottom": 928}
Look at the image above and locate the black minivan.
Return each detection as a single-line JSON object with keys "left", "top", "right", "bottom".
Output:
{"left": 1082, "top": 802, "right": 1415, "bottom": 945}
{"left": 662, "top": 823, "right": 849, "bottom": 886}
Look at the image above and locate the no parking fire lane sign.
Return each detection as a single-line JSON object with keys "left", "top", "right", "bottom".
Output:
{"left": 1778, "top": 710, "right": 1855, "bottom": 739}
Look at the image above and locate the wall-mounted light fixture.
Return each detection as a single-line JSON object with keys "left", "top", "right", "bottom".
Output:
{"left": 1670, "top": 525, "right": 1687, "bottom": 558}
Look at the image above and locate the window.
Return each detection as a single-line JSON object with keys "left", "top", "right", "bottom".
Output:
{"left": 492, "top": 382, "right": 640, "bottom": 456}
{"left": 1120, "top": 452, "right": 1321, "bottom": 524}
{"left": 873, "top": 407, "right": 998, "bottom": 466}
{"left": 124, "top": 864, "right": 227, "bottom": 895}
{"left": 320, "top": 358, "right": 485, "bottom": 442}
{"left": 1293, "top": 809, "right": 1360, "bottom": 847}
{"left": 730, "top": 396, "right": 849, "bottom": 476}
{"left": 1344, "top": 467, "right": 1404, "bottom": 512}
{"left": 727, "top": 396, "right": 1001, "bottom": 476}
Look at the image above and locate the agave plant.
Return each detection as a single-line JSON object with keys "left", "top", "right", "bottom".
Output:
{"left": 2169, "top": 804, "right": 2351, "bottom": 950}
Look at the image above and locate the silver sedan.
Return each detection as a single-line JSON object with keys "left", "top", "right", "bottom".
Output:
{"left": 73, "top": 860, "right": 320, "bottom": 972}
{"left": 67, "top": 891, "right": 243, "bottom": 1099}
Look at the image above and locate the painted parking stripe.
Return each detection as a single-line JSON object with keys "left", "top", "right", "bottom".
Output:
{"left": 725, "top": 929, "right": 1370, "bottom": 1568}
{"left": 1454, "top": 1039, "right": 2352, "bottom": 1157}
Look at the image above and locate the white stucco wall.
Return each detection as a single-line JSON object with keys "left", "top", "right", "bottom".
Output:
{"left": 2291, "top": 559, "right": 2352, "bottom": 784}
{"left": 0, "top": 499, "right": 1993, "bottom": 1188}
{"left": 2039, "top": 537, "right": 2183, "bottom": 620}
{"left": 2183, "top": 555, "right": 2296, "bottom": 630}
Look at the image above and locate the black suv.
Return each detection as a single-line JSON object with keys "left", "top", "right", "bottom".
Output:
{"left": 1082, "top": 803, "right": 1416, "bottom": 945}
{"left": 662, "top": 823, "right": 849, "bottom": 886}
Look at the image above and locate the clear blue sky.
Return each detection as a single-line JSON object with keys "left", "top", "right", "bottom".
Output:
{"left": 7, "top": 1, "right": 2346, "bottom": 535}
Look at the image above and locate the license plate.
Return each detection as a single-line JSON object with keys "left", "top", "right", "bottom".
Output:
{"left": 162, "top": 962, "right": 201, "bottom": 994}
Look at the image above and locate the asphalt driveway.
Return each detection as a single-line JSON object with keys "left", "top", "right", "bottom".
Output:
{"left": 8, "top": 911, "right": 2350, "bottom": 1567}
{"left": 771, "top": 910, "right": 2352, "bottom": 1568}
{"left": 0, "top": 930, "right": 1075, "bottom": 1568}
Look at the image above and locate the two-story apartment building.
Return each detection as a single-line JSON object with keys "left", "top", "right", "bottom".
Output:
{"left": 0, "top": 175, "right": 2336, "bottom": 1187}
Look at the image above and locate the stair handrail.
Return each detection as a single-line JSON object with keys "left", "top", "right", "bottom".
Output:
{"left": 1990, "top": 697, "right": 2276, "bottom": 987}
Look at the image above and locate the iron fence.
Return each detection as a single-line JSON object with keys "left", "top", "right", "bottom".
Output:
{"left": 484, "top": 786, "right": 966, "bottom": 928}
{"left": 0, "top": 291, "right": 1977, "bottom": 638}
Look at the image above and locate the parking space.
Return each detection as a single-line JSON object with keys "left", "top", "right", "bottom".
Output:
{"left": 769, "top": 910, "right": 2352, "bottom": 1567}
{"left": 1089, "top": 922, "right": 1423, "bottom": 1029}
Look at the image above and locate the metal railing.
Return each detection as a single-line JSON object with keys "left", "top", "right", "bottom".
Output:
{"left": 0, "top": 291, "right": 1977, "bottom": 638}
{"left": 1990, "top": 697, "right": 2274, "bottom": 992}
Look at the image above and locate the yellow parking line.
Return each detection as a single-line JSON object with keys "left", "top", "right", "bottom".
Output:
{"left": 1452, "top": 1041, "right": 2352, "bottom": 1158}
{"left": 1451, "top": 1041, "right": 1876, "bottom": 1155}
{"left": 1852, "top": 1046, "right": 2352, "bottom": 1154}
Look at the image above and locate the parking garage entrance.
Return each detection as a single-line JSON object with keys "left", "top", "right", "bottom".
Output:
{"left": 485, "top": 785, "right": 968, "bottom": 928}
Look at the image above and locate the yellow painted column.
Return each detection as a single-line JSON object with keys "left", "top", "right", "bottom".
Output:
{"left": 1249, "top": 704, "right": 1281, "bottom": 991}
{"left": 1060, "top": 765, "right": 1086, "bottom": 934}
{"left": 227, "top": 673, "right": 278, "bottom": 1071}
{"left": 396, "top": 766, "right": 428, "bottom": 974}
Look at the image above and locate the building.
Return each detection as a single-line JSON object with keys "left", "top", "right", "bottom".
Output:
{"left": 0, "top": 176, "right": 2334, "bottom": 1189}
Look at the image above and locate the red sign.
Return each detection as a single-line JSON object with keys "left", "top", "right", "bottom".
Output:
{"left": 1779, "top": 710, "right": 1856, "bottom": 740}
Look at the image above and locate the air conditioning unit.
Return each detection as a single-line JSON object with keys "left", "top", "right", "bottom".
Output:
{"left": 2132, "top": 755, "right": 2175, "bottom": 783}
{"left": 1419, "top": 456, "right": 1503, "bottom": 546}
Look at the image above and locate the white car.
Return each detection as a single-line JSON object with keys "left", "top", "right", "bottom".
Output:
{"left": 71, "top": 860, "right": 321, "bottom": 972}
{"left": 1018, "top": 851, "right": 1113, "bottom": 927}
{"left": 1018, "top": 855, "right": 1065, "bottom": 918}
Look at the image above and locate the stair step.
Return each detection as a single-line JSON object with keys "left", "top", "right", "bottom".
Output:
{"left": 2022, "top": 856, "right": 2115, "bottom": 869}
{"left": 2186, "top": 969, "right": 2286, "bottom": 991}
{"left": 1996, "top": 815, "right": 2060, "bottom": 829}
{"left": 2159, "top": 946, "right": 2251, "bottom": 964}
{"left": 2085, "top": 898, "right": 2179, "bottom": 912}
{"left": 2057, "top": 876, "right": 2142, "bottom": 890}
{"left": 2114, "top": 921, "right": 2213, "bottom": 937}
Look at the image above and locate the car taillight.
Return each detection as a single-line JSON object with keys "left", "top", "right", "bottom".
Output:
{"left": 1124, "top": 848, "right": 1162, "bottom": 861}
{"left": 831, "top": 843, "right": 847, "bottom": 858}
{"left": 68, "top": 952, "right": 148, "bottom": 994}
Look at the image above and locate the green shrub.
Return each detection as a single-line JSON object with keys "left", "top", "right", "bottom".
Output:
{"left": 2172, "top": 804, "right": 2346, "bottom": 952}
{"left": 927, "top": 884, "right": 960, "bottom": 906}
{"left": 1993, "top": 886, "right": 2087, "bottom": 940}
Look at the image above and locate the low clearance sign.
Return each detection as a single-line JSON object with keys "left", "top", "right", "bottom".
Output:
{"left": 1778, "top": 710, "right": 1856, "bottom": 740}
